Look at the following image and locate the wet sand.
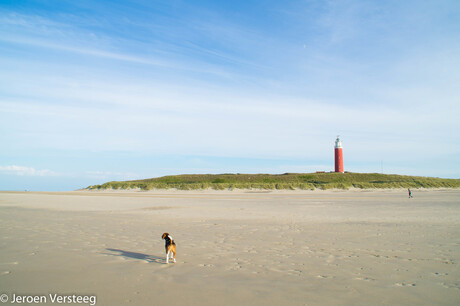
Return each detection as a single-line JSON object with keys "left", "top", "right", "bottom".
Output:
{"left": 1, "top": 189, "right": 459, "bottom": 305}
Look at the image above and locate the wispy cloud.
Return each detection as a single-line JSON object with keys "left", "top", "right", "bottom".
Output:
{"left": 0, "top": 35, "right": 174, "bottom": 68}
{"left": 0, "top": 165, "right": 60, "bottom": 177}
{"left": 0, "top": 11, "right": 253, "bottom": 80}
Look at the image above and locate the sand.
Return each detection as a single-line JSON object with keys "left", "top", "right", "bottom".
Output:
{"left": 1, "top": 189, "right": 459, "bottom": 305}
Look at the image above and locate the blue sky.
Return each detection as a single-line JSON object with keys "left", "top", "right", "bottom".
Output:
{"left": 1, "top": 0, "right": 459, "bottom": 191}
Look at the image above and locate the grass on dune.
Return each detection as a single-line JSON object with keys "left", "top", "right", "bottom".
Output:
{"left": 87, "top": 172, "right": 460, "bottom": 191}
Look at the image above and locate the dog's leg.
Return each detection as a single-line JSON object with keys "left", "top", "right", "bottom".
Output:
{"left": 172, "top": 250, "right": 176, "bottom": 263}
{"left": 166, "top": 250, "right": 169, "bottom": 264}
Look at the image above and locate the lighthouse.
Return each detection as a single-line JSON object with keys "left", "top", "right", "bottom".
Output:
{"left": 334, "top": 136, "right": 344, "bottom": 173}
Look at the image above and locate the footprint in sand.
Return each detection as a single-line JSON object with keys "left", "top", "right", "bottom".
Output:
{"left": 433, "top": 272, "right": 448, "bottom": 276}
{"left": 326, "top": 255, "right": 335, "bottom": 263}
{"left": 395, "top": 282, "right": 416, "bottom": 287}
{"left": 354, "top": 277, "right": 375, "bottom": 282}
{"left": 288, "top": 269, "right": 302, "bottom": 276}
{"left": 440, "top": 282, "right": 460, "bottom": 290}
{"left": 0, "top": 261, "right": 19, "bottom": 266}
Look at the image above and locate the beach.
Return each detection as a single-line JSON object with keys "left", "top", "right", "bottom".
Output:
{"left": 1, "top": 189, "right": 459, "bottom": 305}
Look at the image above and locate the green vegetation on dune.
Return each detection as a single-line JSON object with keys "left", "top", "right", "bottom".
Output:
{"left": 86, "top": 172, "right": 460, "bottom": 191}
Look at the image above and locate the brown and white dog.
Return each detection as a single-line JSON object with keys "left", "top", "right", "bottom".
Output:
{"left": 161, "top": 233, "right": 176, "bottom": 264}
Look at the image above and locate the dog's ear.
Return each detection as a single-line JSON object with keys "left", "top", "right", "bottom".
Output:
{"left": 162, "top": 233, "right": 169, "bottom": 239}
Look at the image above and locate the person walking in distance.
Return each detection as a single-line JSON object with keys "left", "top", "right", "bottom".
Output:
{"left": 408, "top": 188, "right": 413, "bottom": 198}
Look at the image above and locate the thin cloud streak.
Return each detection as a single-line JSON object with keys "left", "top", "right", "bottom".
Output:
{"left": 0, "top": 165, "right": 60, "bottom": 177}
{"left": 0, "top": 12, "right": 258, "bottom": 79}
{"left": 0, "top": 35, "right": 192, "bottom": 71}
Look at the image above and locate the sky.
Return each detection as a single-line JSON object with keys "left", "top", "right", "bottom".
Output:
{"left": 1, "top": 0, "right": 459, "bottom": 191}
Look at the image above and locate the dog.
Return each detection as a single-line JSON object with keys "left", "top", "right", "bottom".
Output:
{"left": 161, "top": 233, "right": 176, "bottom": 263}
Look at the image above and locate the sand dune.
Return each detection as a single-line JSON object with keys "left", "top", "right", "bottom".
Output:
{"left": 1, "top": 190, "right": 459, "bottom": 305}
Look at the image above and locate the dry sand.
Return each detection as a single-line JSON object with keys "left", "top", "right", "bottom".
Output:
{"left": 1, "top": 189, "right": 459, "bottom": 305}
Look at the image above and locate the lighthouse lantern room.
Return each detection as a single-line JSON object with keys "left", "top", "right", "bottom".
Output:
{"left": 334, "top": 136, "right": 344, "bottom": 173}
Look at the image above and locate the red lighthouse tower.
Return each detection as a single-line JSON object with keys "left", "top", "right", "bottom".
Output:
{"left": 334, "top": 136, "right": 344, "bottom": 173}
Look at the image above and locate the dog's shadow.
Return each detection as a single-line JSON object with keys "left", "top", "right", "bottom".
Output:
{"left": 104, "top": 248, "right": 164, "bottom": 264}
